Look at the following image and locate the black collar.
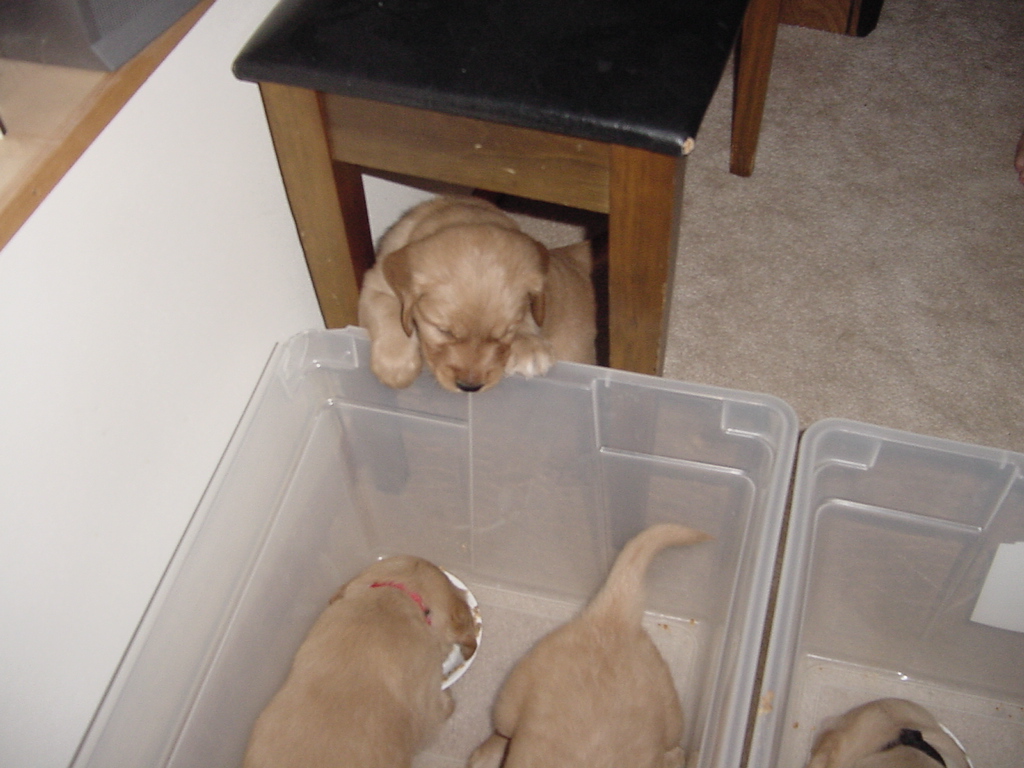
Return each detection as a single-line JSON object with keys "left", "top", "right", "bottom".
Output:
{"left": 882, "top": 729, "right": 946, "bottom": 767}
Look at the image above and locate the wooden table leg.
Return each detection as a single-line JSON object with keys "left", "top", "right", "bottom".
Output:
{"left": 730, "top": 0, "right": 782, "bottom": 177}
{"left": 607, "top": 145, "right": 686, "bottom": 377}
{"left": 258, "top": 83, "right": 372, "bottom": 328}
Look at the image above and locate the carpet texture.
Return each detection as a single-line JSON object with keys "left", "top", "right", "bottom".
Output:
{"left": 664, "top": 0, "right": 1024, "bottom": 452}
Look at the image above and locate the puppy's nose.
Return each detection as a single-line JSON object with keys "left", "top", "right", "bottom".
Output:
{"left": 456, "top": 380, "right": 484, "bottom": 393}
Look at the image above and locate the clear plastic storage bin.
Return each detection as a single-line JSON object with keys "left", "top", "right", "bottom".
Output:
{"left": 71, "top": 328, "right": 797, "bottom": 768}
{"left": 749, "top": 418, "right": 1024, "bottom": 767}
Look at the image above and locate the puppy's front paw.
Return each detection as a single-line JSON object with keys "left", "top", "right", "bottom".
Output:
{"left": 505, "top": 334, "right": 554, "bottom": 378}
{"left": 371, "top": 334, "right": 422, "bottom": 388}
{"left": 662, "top": 746, "right": 685, "bottom": 768}
{"left": 441, "top": 689, "right": 455, "bottom": 720}
{"left": 468, "top": 734, "right": 509, "bottom": 768}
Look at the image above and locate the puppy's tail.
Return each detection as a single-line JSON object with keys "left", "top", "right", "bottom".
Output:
{"left": 584, "top": 523, "right": 711, "bottom": 626}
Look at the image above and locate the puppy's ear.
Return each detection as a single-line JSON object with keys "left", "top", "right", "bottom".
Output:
{"left": 381, "top": 247, "right": 419, "bottom": 337}
{"left": 528, "top": 244, "right": 550, "bottom": 327}
{"left": 529, "top": 291, "right": 546, "bottom": 328}
{"left": 552, "top": 239, "right": 593, "bottom": 274}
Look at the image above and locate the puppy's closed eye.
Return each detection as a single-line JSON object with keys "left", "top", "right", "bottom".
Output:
{"left": 420, "top": 320, "right": 459, "bottom": 342}
{"left": 380, "top": 246, "right": 419, "bottom": 337}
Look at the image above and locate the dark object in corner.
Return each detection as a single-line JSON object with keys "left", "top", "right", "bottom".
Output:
{"left": 780, "top": 0, "right": 884, "bottom": 37}
{"left": 0, "top": 0, "right": 205, "bottom": 71}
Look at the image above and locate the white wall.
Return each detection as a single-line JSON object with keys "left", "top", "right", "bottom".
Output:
{"left": 0, "top": 1, "right": 426, "bottom": 765}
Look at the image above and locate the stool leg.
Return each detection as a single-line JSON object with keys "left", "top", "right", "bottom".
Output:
{"left": 258, "top": 83, "right": 372, "bottom": 327}
{"left": 607, "top": 145, "right": 685, "bottom": 376}
{"left": 730, "top": 0, "right": 782, "bottom": 177}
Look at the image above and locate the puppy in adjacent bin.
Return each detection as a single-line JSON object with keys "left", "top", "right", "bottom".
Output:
{"left": 469, "top": 523, "right": 711, "bottom": 768}
{"left": 242, "top": 555, "right": 478, "bottom": 768}
{"left": 358, "top": 195, "right": 597, "bottom": 393}
{"left": 806, "top": 698, "right": 972, "bottom": 768}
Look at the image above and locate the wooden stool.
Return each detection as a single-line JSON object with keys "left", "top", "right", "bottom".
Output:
{"left": 235, "top": 0, "right": 780, "bottom": 376}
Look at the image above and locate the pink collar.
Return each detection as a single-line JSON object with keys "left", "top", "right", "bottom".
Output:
{"left": 370, "top": 581, "right": 432, "bottom": 625}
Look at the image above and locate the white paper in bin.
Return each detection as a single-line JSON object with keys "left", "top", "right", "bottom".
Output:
{"left": 749, "top": 419, "right": 1024, "bottom": 768}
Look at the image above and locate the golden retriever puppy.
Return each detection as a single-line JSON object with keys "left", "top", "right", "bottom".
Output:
{"left": 358, "top": 195, "right": 596, "bottom": 393}
{"left": 806, "top": 698, "right": 972, "bottom": 768}
{"left": 243, "top": 555, "right": 479, "bottom": 768}
{"left": 469, "top": 523, "right": 711, "bottom": 768}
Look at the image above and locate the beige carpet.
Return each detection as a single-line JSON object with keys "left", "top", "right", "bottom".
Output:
{"left": 664, "top": 0, "right": 1024, "bottom": 452}
{"left": 498, "top": 0, "right": 1023, "bottom": 453}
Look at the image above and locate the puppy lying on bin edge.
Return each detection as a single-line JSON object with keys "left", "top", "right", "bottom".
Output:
{"left": 806, "top": 697, "right": 972, "bottom": 768}
{"left": 469, "top": 523, "right": 711, "bottom": 768}
{"left": 242, "top": 555, "right": 479, "bottom": 768}
{"left": 359, "top": 195, "right": 596, "bottom": 393}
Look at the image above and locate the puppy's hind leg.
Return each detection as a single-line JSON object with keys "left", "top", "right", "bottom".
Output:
{"left": 470, "top": 657, "right": 532, "bottom": 768}
{"left": 468, "top": 733, "right": 509, "bottom": 768}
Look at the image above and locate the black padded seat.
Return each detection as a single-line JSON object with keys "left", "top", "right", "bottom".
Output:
{"left": 234, "top": 0, "right": 750, "bottom": 156}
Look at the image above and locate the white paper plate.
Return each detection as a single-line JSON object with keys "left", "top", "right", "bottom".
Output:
{"left": 939, "top": 723, "right": 974, "bottom": 768}
{"left": 441, "top": 570, "right": 482, "bottom": 689}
